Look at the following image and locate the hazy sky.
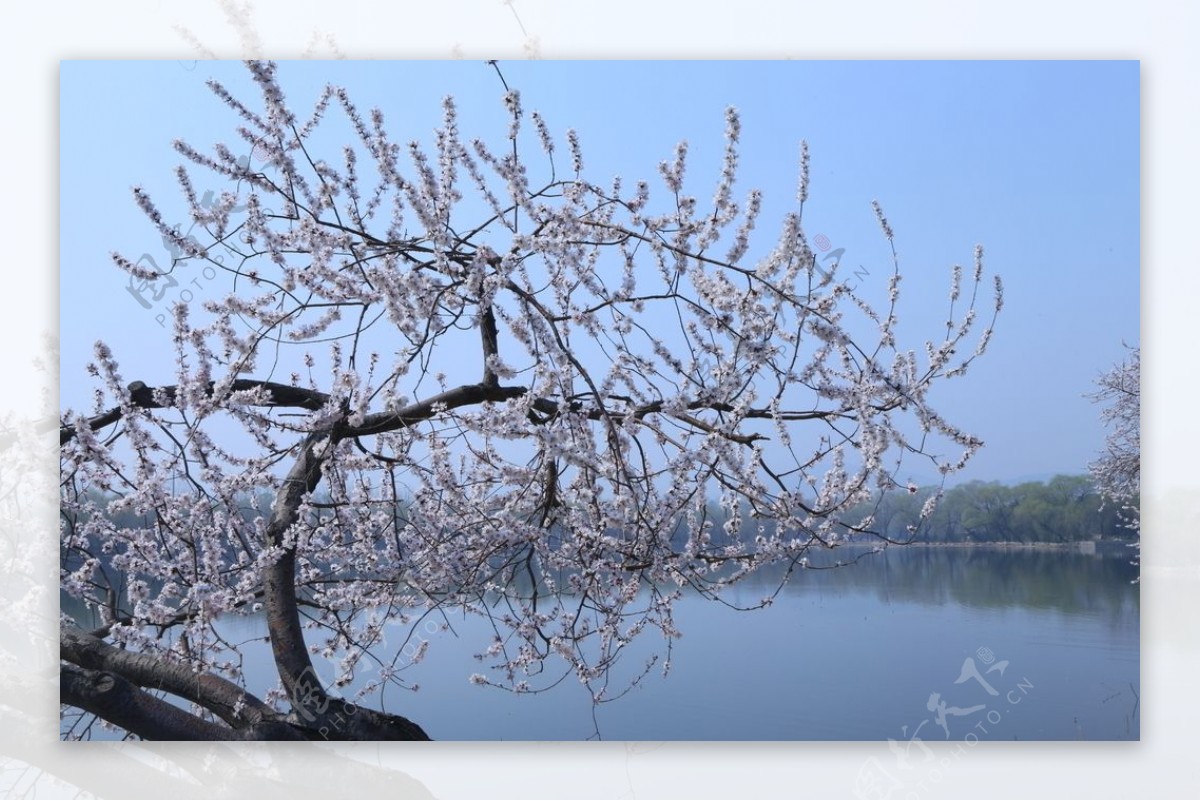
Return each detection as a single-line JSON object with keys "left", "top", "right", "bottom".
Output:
{"left": 59, "top": 60, "right": 1139, "bottom": 484}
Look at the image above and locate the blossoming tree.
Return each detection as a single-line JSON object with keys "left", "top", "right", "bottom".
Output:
{"left": 60, "top": 61, "right": 1002, "bottom": 740}
{"left": 1087, "top": 345, "right": 1140, "bottom": 546}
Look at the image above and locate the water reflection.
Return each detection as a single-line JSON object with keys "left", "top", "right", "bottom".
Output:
{"left": 62, "top": 545, "right": 1139, "bottom": 741}
{"left": 738, "top": 543, "right": 1138, "bottom": 617}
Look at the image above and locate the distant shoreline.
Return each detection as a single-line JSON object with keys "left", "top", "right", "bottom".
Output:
{"left": 844, "top": 540, "right": 1133, "bottom": 550}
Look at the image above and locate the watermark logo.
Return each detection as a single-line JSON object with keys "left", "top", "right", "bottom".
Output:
{"left": 854, "top": 646, "right": 1034, "bottom": 800}
{"left": 290, "top": 665, "right": 361, "bottom": 740}
{"left": 282, "top": 618, "right": 442, "bottom": 740}
{"left": 290, "top": 665, "right": 334, "bottom": 725}
{"left": 125, "top": 160, "right": 255, "bottom": 326}
{"left": 812, "top": 232, "right": 870, "bottom": 293}
{"left": 125, "top": 252, "right": 180, "bottom": 309}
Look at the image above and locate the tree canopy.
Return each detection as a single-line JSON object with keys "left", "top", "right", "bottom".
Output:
{"left": 1087, "top": 346, "right": 1140, "bottom": 509}
{"left": 1086, "top": 345, "right": 1140, "bottom": 565}
{"left": 60, "top": 61, "right": 1001, "bottom": 740}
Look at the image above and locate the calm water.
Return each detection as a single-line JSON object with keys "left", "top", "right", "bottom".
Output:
{"left": 68, "top": 544, "right": 1140, "bottom": 741}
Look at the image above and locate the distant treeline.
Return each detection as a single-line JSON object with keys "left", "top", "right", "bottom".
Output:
{"left": 71, "top": 474, "right": 1135, "bottom": 563}
{"left": 839, "top": 474, "right": 1137, "bottom": 544}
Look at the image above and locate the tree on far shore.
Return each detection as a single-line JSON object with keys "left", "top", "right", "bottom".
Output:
{"left": 1087, "top": 345, "right": 1140, "bottom": 559}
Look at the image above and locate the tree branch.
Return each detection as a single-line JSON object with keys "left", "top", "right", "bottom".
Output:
{"left": 61, "top": 624, "right": 278, "bottom": 730}
{"left": 60, "top": 379, "right": 332, "bottom": 445}
{"left": 344, "top": 382, "right": 527, "bottom": 437}
{"left": 261, "top": 430, "right": 335, "bottom": 706}
{"left": 258, "top": 422, "right": 433, "bottom": 739}
{"left": 61, "top": 663, "right": 243, "bottom": 741}
{"left": 480, "top": 306, "right": 501, "bottom": 388}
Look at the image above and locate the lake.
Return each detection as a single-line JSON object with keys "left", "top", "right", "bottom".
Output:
{"left": 65, "top": 543, "right": 1140, "bottom": 741}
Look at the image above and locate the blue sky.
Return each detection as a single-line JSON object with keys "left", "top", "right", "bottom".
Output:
{"left": 59, "top": 60, "right": 1139, "bottom": 484}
